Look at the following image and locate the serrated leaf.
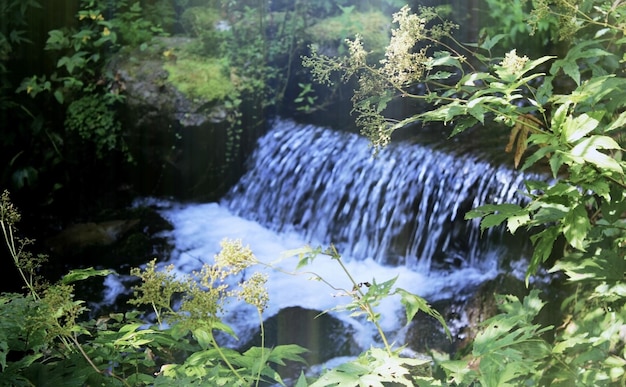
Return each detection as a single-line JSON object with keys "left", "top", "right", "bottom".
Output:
{"left": 527, "top": 226, "right": 559, "bottom": 281}
{"left": 562, "top": 113, "right": 598, "bottom": 143}
{"left": 468, "top": 104, "right": 485, "bottom": 123}
{"left": 507, "top": 212, "right": 530, "bottom": 234}
{"left": 607, "top": 111, "right": 626, "bottom": 132}
{"left": 570, "top": 135, "right": 622, "bottom": 173}
{"left": 396, "top": 288, "right": 451, "bottom": 339}
{"left": 481, "top": 213, "right": 509, "bottom": 230}
{"left": 61, "top": 267, "right": 114, "bottom": 284}
{"left": 562, "top": 204, "right": 590, "bottom": 251}
{"left": 551, "top": 101, "right": 571, "bottom": 133}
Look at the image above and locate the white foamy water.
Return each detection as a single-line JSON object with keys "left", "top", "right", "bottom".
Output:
{"left": 103, "top": 198, "right": 502, "bottom": 352}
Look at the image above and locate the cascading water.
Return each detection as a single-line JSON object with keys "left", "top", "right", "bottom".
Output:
{"left": 103, "top": 118, "right": 544, "bottom": 360}
{"left": 223, "top": 119, "right": 534, "bottom": 271}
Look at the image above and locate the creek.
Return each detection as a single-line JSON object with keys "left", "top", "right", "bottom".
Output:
{"left": 103, "top": 118, "right": 546, "bottom": 364}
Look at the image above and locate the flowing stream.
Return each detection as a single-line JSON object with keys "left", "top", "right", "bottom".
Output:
{"left": 104, "top": 119, "right": 541, "bottom": 357}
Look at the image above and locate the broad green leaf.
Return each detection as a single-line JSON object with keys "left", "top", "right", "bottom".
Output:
{"left": 531, "top": 202, "right": 570, "bottom": 223}
{"left": 428, "top": 51, "right": 463, "bottom": 69}
{"left": 53, "top": 89, "right": 64, "bottom": 104}
{"left": 480, "top": 34, "right": 506, "bottom": 51}
{"left": 468, "top": 103, "right": 485, "bottom": 123}
{"left": 606, "top": 111, "right": 626, "bottom": 132}
{"left": 507, "top": 212, "right": 530, "bottom": 234}
{"left": 552, "top": 250, "right": 625, "bottom": 282}
{"left": 465, "top": 203, "right": 524, "bottom": 219}
{"left": 562, "top": 204, "right": 590, "bottom": 251}
{"left": 460, "top": 72, "right": 492, "bottom": 87}
{"left": 550, "top": 101, "right": 571, "bottom": 134}
{"left": 396, "top": 288, "right": 451, "bottom": 339}
{"left": 562, "top": 113, "right": 598, "bottom": 143}
{"left": 267, "top": 344, "right": 309, "bottom": 365}
{"left": 481, "top": 213, "right": 509, "bottom": 230}
{"left": 212, "top": 320, "right": 238, "bottom": 339}
{"left": 600, "top": 185, "right": 626, "bottom": 223}
{"left": 465, "top": 204, "right": 525, "bottom": 233}
{"left": 521, "top": 145, "right": 557, "bottom": 171}
{"left": 527, "top": 226, "right": 559, "bottom": 281}
{"left": 570, "top": 135, "right": 622, "bottom": 173}
{"left": 557, "top": 59, "right": 581, "bottom": 85}
{"left": 522, "top": 56, "right": 556, "bottom": 74}
{"left": 61, "top": 267, "right": 114, "bottom": 284}
{"left": 193, "top": 328, "right": 213, "bottom": 350}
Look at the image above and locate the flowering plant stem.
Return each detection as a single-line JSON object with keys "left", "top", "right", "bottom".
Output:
{"left": 325, "top": 244, "right": 393, "bottom": 356}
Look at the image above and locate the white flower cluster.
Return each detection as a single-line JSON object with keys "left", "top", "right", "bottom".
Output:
{"left": 380, "top": 5, "right": 428, "bottom": 85}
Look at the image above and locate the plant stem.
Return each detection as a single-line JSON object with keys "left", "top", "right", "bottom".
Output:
{"left": 255, "top": 308, "right": 265, "bottom": 387}
{"left": 327, "top": 245, "right": 394, "bottom": 355}
{"left": 210, "top": 331, "right": 245, "bottom": 383}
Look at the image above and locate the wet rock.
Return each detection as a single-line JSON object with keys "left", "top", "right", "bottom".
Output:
{"left": 459, "top": 274, "right": 527, "bottom": 347}
{"left": 107, "top": 37, "right": 242, "bottom": 200}
{"left": 403, "top": 274, "right": 527, "bottom": 355}
{"left": 45, "top": 219, "right": 140, "bottom": 255}
{"left": 241, "top": 307, "right": 360, "bottom": 378}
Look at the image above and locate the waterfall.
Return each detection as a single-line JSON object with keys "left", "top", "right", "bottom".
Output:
{"left": 222, "top": 119, "right": 536, "bottom": 271}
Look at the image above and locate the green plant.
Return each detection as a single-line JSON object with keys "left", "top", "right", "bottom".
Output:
{"left": 479, "top": 0, "right": 559, "bottom": 54}
{"left": 0, "top": 192, "right": 310, "bottom": 386}
{"left": 15, "top": 0, "right": 130, "bottom": 167}
{"left": 65, "top": 94, "right": 129, "bottom": 161}
{"left": 286, "top": 245, "right": 450, "bottom": 386}
{"left": 294, "top": 82, "right": 318, "bottom": 112}
{"left": 303, "top": 1, "right": 626, "bottom": 384}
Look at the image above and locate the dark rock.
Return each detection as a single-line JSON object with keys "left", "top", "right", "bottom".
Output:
{"left": 403, "top": 274, "right": 527, "bottom": 355}
{"left": 45, "top": 219, "right": 139, "bottom": 255}
{"left": 241, "top": 307, "right": 360, "bottom": 377}
{"left": 107, "top": 37, "right": 241, "bottom": 200}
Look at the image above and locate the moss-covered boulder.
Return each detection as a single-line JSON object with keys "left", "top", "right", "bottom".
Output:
{"left": 108, "top": 36, "right": 239, "bottom": 200}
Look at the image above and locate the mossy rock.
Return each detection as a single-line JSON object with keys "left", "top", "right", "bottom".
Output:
{"left": 164, "top": 55, "right": 234, "bottom": 103}
{"left": 306, "top": 10, "right": 390, "bottom": 55}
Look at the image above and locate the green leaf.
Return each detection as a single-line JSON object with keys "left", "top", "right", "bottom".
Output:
{"left": 507, "top": 212, "right": 530, "bottom": 234}
{"left": 552, "top": 250, "right": 626, "bottom": 282}
{"left": 600, "top": 185, "right": 626, "bottom": 223}
{"left": 562, "top": 113, "right": 598, "bottom": 143}
{"left": 569, "top": 135, "right": 622, "bottom": 173}
{"left": 562, "top": 204, "right": 590, "bottom": 251}
{"left": 396, "top": 288, "right": 451, "bottom": 339}
{"left": 61, "top": 267, "right": 114, "bottom": 284}
{"left": 295, "top": 371, "right": 309, "bottom": 387}
{"left": 606, "top": 111, "right": 626, "bottom": 132}
{"left": 193, "top": 328, "right": 213, "bottom": 350}
{"left": 428, "top": 51, "right": 463, "bottom": 69}
{"left": 550, "top": 101, "right": 571, "bottom": 134}
{"left": 480, "top": 34, "right": 506, "bottom": 51}
{"left": 465, "top": 204, "right": 525, "bottom": 233}
{"left": 527, "top": 226, "right": 559, "bottom": 280}
{"left": 53, "top": 89, "right": 64, "bottom": 104}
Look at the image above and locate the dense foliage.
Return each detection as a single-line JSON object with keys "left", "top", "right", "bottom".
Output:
{"left": 304, "top": 0, "right": 626, "bottom": 384}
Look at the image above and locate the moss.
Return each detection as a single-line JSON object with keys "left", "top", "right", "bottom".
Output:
{"left": 307, "top": 11, "right": 390, "bottom": 53}
{"left": 164, "top": 55, "right": 234, "bottom": 103}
